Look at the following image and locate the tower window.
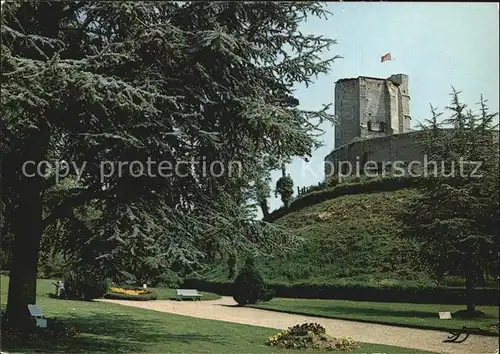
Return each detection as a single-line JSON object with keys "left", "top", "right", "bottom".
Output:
{"left": 380, "top": 122, "right": 386, "bottom": 132}
{"left": 367, "top": 121, "right": 372, "bottom": 131}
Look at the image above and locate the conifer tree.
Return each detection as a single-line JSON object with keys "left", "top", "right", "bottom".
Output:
{"left": 401, "top": 88, "right": 499, "bottom": 314}
{"left": 275, "top": 174, "right": 294, "bottom": 208}
{"left": 1, "top": 1, "right": 339, "bottom": 327}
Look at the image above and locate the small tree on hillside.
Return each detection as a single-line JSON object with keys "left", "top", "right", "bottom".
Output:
{"left": 255, "top": 174, "right": 272, "bottom": 220}
{"left": 275, "top": 175, "right": 294, "bottom": 208}
{"left": 233, "top": 256, "right": 274, "bottom": 306}
{"left": 401, "top": 89, "right": 499, "bottom": 315}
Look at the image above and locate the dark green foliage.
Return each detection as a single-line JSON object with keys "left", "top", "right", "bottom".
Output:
{"left": 63, "top": 270, "right": 110, "bottom": 301}
{"left": 275, "top": 175, "right": 294, "bottom": 208}
{"left": 37, "top": 251, "right": 71, "bottom": 280}
{"left": 254, "top": 173, "right": 273, "bottom": 219}
{"left": 103, "top": 291, "right": 157, "bottom": 301}
{"left": 152, "top": 271, "right": 182, "bottom": 289}
{"left": 401, "top": 89, "right": 499, "bottom": 314}
{"left": 233, "top": 256, "right": 274, "bottom": 306}
{"left": 452, "top": 309, "right": 486, "bottom": 319}
{"left": 186, "top": 278, "right": 499, "bottom": 305}
{"left": 2, "top": 1, "right": 340, "bottom": 323}
{"left": 261, "top": 288, "right": 276, "bottom": 302}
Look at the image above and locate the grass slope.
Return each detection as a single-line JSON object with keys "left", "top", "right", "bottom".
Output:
{"left": 251, "top": 298, "right": 499, "bottom": 335}
{"left": 0, "top": 276, "right": 434, "bottom": 353}
{"left": 204, "top": 188, "right": 497, "bottom": 289}
{"left": 205, "top": 189, "right": 433, "bottom": 286}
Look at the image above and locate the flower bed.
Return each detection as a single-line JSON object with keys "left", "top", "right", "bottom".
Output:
{"left": 266, "top": 323, "right": 360, "bottom": 351}
{"left": 104, "top": 286, "right": 158, "bottom": 301}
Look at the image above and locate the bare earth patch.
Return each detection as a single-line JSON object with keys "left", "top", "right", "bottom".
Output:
{"left": 97, "top": 297, "right": 499, "bottom": 354}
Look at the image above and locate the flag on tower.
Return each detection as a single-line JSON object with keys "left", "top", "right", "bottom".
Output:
{"left": 381, "top": 53, "right": 392, "bottom": 63}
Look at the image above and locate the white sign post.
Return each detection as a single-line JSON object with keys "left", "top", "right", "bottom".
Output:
{"left": 438, "top": 311, "right": 452, "bottom": 320}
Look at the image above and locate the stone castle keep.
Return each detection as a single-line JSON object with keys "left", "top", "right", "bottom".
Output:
{"left": 324, "top": 73, "right": 499, "bottom": 178}
{"left": 334, "top": 74, "right": 411, "bottom": 147}
{"left": 325, "top": 74, "right": 422, "bottom": 177}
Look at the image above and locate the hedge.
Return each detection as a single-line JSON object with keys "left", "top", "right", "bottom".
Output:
{"left": 265, "top": 176, "right": 427, "bottom": 222}
{"left": 104, "top": 291, "right": 157, "bottom": 301}
{"left": 182, "top": 279, "right": 499, "bottom": 305}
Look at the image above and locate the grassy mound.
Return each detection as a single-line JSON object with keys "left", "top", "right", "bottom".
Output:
{"left": 193, "top": 187, "right": 498, "bottom": 303}
{"left": 266, "top": 323, "right": 360, "bottom": 351}
{"left": 204, "top": 188, "right": 433, "bottom": 287}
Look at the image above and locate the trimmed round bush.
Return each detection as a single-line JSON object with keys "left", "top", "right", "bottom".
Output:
{"left": 233, "top": 256, "right": 274, "bottom": 306}
{"left": 63, "top": 269, "right": 110, "bottom": 301}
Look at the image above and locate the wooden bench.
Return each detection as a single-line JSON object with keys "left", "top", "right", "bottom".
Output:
{"left": 176, "top": 289, "right": 202, "bottom": 301}
{"left": 28, "top": 304, "right": 47, "bottom": 328}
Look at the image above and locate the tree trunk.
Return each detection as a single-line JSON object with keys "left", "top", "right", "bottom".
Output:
{"left": 6, "top": 172, "right": 44, "bottom": 328}
{"left": 6, "top": 127, "right": 48, "bottom": 329}
{"left": 259, "top": 199, "right": 270, "bottom": 220}
{"left": 465, "top": 264, "right": 476, "bottom": 314}
{"left": 6, "top": 3, "right": 60, "bottom": 329}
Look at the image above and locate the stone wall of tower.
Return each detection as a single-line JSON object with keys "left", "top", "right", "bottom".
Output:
{"left": 334, "top": 74, "right": 411, "bottom": 149}
{"left": 359, "top": 77, "right": 392, "bottom": 139}
{"left": 388, "top": 74, "right": 411, "bottom": 132}
{"left": 324, "top": 129, "right": 499, "bottom": 179}
{"left": 334, "top": 79, "right": 360, "bottom": 148}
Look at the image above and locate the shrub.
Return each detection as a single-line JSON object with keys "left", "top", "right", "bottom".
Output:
{"left": 260, "top": 288, "right": 276, "bottom": 302}
{"left": 37, "top": 251, "right": 71, "bottom": 279}
{"left": 184, "top": 278, "right": 499, "bottom": 305}
{"left": 227, "top": 253, "right": 237, "bottom": 280}
{"left": 233, "top": 256, "right": 274, "bottom": 306}
{"left": 153, "top": 271, "right": 182, "bottom": 288}
{"left": 266, "top": 322, "right": 360, "bottom": 351}
{"left": 275, "top": 175, "right": 294, "bottom": 208}
{"left": 63, "top": 269, "right": 110, "bottom": 301}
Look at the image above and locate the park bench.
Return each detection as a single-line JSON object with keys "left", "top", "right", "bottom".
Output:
{"left": 28, "top": 304, "right": 47, "bottom": 328}
{"left": 176, "top": 289, "right": 202, "bottom": 301}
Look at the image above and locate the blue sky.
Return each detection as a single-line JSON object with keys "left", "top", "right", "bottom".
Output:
{"left": 259, "top": 2, "right": 499, "bottom": 217}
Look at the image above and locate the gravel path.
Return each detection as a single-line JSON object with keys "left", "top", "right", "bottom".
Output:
{"left": 98, "top": 297, "right": 499, "bottom": 354}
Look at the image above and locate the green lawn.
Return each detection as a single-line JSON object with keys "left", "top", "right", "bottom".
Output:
{"left": 1, "top": 276, "right": 436, "bottom": 353}
{"left": 251, "top": 298, "right": 500, "bottom": 335}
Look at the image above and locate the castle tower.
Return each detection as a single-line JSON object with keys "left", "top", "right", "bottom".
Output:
{"left": 334, "top": 74, "right": 411, "bottom": 148}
